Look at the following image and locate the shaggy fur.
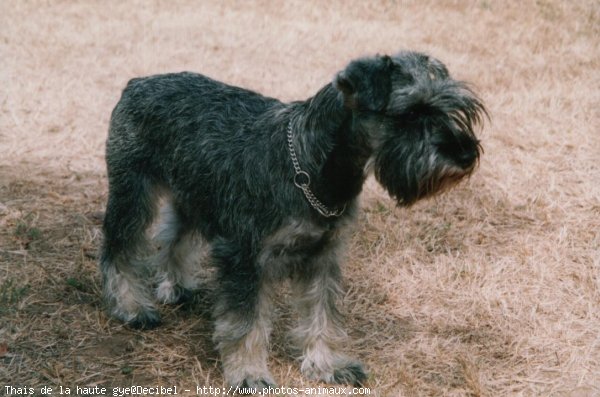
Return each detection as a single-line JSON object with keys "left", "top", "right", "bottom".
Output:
{"left": 100, "top": 51, "right": 486, "bottom": 387}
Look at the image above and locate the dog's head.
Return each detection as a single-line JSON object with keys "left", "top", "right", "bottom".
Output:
{"left": 334, "top": 51, "right": 487, "bottom": 206}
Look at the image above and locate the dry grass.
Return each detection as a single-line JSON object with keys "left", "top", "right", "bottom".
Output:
{"left": 1, "top": 1, "right": 599, "bottom": 396}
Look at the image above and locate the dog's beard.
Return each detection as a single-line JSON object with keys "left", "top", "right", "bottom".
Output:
{"left": 373, "top": 130, "right": 480, "bottom": 207}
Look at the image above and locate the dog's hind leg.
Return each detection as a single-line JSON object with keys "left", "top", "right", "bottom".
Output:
{"left": 100, "top": 172, "right": 161, "bottom": 329}
{"left": 153, "top": 202, "right": 207, "bottom": 304}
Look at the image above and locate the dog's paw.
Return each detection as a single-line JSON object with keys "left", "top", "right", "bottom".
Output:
{"left": 155, "top": 279, "right": 192, "bottom": 305}
{"left": 302, "top": 357, "right": 367, "bottom": 386}
{"left": 233, "top": 376, "right": 276, "bottom": 395}
{"left": 332, "top": 361, "right": 367, "bottom": 386}
{"left": 126, "top": 309, "right": 162, "bottom": 330}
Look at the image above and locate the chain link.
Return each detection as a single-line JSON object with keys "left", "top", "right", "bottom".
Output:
{"left": 287, "top": 121, "right": 346, "bottom": 218}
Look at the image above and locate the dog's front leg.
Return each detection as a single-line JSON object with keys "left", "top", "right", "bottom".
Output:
{"left": 211, "top": 240, "right": 275, "bottom": 389}
{"left": 291, "top": 254, "right": 367, "bottom": 386}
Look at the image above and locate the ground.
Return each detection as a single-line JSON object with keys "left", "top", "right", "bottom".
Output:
{"left": 0, "top": 1, "right": 598, "bottom": 396}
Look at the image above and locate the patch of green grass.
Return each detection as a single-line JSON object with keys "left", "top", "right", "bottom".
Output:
{"left": 66, "top": 277, "right": 93, "bottom": 293}
{"left": 14, "top": 213, "right": 43, "bottom": 245}
{"left": 0, "top": 278, "right": 29, "bottom": 314}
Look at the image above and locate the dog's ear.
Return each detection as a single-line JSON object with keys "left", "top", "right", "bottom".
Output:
{"left": 334, "top": 55, "right": 393, "bottom": 111}
{"left": 426, "top": 56, "right": 449, "bottom": 79}
{"left": 392, "top": 51, "right": 450, "bottom": 81}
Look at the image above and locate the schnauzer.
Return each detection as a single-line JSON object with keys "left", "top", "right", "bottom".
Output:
{"left": 100, "top": 51, "right": 486, "bottom": 388}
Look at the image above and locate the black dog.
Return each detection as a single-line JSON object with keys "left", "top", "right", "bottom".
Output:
{"left": 100, "top": 51, "right": 486, "bottom": 388}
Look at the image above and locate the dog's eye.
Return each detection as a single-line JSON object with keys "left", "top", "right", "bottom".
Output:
{"left": 401, "top": 106, "right": 429, "bottom": 122}
{"left": 392, "top": 111, "right": 418, "bottom": 126}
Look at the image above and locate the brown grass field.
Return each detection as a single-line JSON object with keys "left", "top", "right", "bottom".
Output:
{"left": 1, "top": 1, "right": 599, "bottom": 396}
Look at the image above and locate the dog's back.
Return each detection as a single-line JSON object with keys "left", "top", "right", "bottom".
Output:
{"left": 111, "top": 72, "right": 280, "bottom": 144}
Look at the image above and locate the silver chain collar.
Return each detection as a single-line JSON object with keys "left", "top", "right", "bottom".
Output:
{"left": 286, "top": 120, "right": 346, "bottom": 218}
